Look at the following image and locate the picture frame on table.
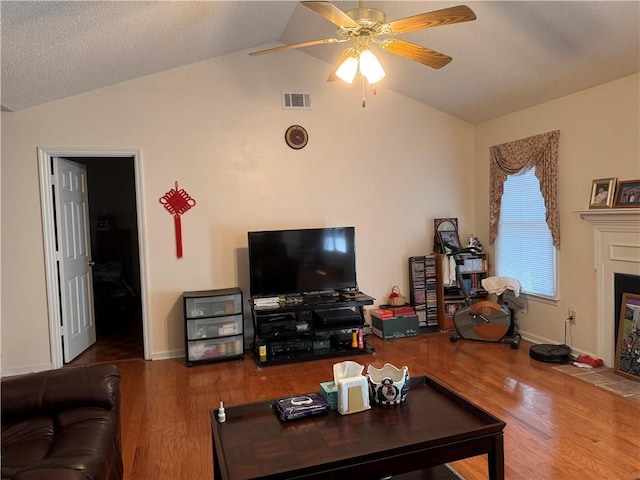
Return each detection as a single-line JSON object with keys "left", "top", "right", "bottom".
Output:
{"left": 588, "top": 178, "right": 616, "bottom": 209}
{"left": 438, "top": 230, "right": 461, "bottom": 254}
{"left": 614, "top": 292, "right": 640, "bottom": 382}
{"left": 434, "top": 218, "right": 458, "bottom": 233}
{"left": 433, "top": 218, "right": 458, "bottom": 253}
{"left": 612, "top": 179, "right": 640, "bottom": 208}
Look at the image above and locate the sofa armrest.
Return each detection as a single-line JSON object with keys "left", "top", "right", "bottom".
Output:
{"left": 1, "top": 364, "right": 121, "bottom": 424}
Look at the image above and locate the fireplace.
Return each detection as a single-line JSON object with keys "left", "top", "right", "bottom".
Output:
{"left": 614, "top": 273, "right": 640, "bottom": 344}
{"left": 577, "top": 209, "right": 640, "bottom": 366}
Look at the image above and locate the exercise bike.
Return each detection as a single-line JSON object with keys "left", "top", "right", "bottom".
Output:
{"left": 444, "top": 243, "right": 521, "bottom": 349}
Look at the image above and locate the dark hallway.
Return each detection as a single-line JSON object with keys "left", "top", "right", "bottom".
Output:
{"left": 70, "top": 303, "right": 143, "bottom": 365}
{"left": 69, "top": 156, "right": 144, "bottom": 365}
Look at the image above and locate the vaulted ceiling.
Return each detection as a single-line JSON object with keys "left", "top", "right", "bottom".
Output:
{"left": 2, "top": 1, "right": 639, "bottom": 124}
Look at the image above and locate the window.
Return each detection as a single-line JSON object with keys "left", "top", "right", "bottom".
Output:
{"left": 495, "top": 167, "right": 557, "bottom": 298}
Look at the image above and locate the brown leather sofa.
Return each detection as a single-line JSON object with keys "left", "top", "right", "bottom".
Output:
{"left": 1, "top": 364, "right": 123, "bottom": 480}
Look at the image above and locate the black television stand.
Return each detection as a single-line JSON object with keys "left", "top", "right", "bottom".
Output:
{"left": 250, "top": 293, "right": 376, "bottom": 368}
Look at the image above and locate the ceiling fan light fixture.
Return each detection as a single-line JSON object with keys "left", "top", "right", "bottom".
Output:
{"left": 359, "top": 49, "right": 385, "bottom": 84}
{"left": 336, "top": 54, "right": 359, "bottom": 84}
{"left": 252, "top": 2, "right": 477, "bottom": 102}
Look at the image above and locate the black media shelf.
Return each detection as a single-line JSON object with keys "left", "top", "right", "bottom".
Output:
{"left": 253, "top": 343, "right": 376, "bottom": 367}
{"left": 250, "top": 293, "right": 376, "bottom": 368}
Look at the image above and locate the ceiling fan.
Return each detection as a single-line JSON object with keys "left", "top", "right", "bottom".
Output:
{"left": 250, "top": 1, "right": 476, "bottom": 88}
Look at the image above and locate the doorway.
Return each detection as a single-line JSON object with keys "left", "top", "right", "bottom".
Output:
{"left": 38, "top": 148, "right": 149, "bottom": 368}
{"left": 71, "top": 156, "right": 143, "bottom": 365}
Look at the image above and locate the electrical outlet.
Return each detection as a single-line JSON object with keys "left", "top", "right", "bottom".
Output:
{"left": 568, "top": 306, "right": 576, "bottom": 324}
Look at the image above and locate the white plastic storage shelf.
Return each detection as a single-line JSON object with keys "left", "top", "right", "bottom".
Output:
{"left": 185, "top": 293, "right": 242, "bottom": 319}
{"left": 182, "top": 287, "right": 244, "bottom": 366}
{"left": 187, "top": 335, "right": 244, "bottom": 361}
{"left": 186, "top": 315, "right": 243, "bottom": 340}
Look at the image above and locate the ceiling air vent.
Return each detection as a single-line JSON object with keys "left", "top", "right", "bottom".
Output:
{"left": 282, "top": 92, "right": 312, "bottom": 109}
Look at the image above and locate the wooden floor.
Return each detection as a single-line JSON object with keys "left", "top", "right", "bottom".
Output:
{"left": 109, "top": 332, "right": 640, "bottom": 480}
{"left": 70, "top": 306, "right": 144, "bottom": 366}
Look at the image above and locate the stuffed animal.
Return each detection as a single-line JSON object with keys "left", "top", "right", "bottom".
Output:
{"left": 468, "top": 234, "right": 483, "bottom": 251}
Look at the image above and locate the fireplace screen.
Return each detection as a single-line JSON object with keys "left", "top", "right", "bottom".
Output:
{"left": 614, "top": 292, "right": 640, "bottom": 382}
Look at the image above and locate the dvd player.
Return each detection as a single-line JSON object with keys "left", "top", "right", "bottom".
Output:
{"left": 258, "top": 312, "right": 297, "bottom": 335}
{"left": 259, "top": 320, "right": 297, "bottom": 335}
{"left": 313, "top": 308, "right": 362, "bottom": 328}
{"left": 269, "top": 340, "right": 313, "bottom": 357}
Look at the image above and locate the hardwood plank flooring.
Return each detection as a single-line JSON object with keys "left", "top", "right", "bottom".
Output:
{"left": 70, "top": 305, "right": 144, "bottom": 366}
{"left": 111, "top": 332, "right": 640, "bottom": 479}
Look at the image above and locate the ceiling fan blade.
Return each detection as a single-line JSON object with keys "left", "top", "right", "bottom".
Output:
{"left": 249, "top": 38, "right": 345, "bottom": 56}
{"left": 379, "top": 39, "right": 452, "bottom": 69}
{"left": 327, "top": 48, "right": 354, "bottom": 82}
{"left": 385, "top": 5, "right": 476, "bottom": 34}
{"left": 301, "top": 1, "right": 359, "bottom": 28}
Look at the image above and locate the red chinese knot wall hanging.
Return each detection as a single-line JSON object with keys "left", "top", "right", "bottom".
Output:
{"left": 159, "top": 181, "right": 196, "bottom": 258}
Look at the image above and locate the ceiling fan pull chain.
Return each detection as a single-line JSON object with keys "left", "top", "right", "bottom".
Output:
{"left": 361, "top": 74, "right": 366, "bottom": 108}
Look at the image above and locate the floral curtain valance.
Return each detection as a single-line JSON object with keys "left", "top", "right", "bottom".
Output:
{"left": 489, "top": 130, "right": 560, "bottom": 249}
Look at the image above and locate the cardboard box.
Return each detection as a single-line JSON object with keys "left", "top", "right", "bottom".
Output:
{"left": 370, "top": 308, "right": 394, "bottom": 319}
{"left": 371, "top": 313, "right": 419, "bottom": 340}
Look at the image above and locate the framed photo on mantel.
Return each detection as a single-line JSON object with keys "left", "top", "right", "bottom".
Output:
{"left": 589, "top": 178, "right": 616, "bottom": 209}
{"left": 613, "top": 179, "right": 640, "bottom": 208}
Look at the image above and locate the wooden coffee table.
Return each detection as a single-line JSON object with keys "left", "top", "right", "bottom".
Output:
{"left": 210, "top": 375, "right": 506, "bottom": 479}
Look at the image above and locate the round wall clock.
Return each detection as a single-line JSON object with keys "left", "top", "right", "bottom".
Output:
{"left": 285, "top": 125, "right": 309, "bottom": 150}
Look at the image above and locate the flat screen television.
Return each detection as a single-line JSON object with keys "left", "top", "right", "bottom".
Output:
{"left": 248, "top": 227, "right": 357, "bottom": 297}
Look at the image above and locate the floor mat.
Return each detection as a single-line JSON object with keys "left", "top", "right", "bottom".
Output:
{"left": 552, "top": 364, "right": 640, "bottom": 403}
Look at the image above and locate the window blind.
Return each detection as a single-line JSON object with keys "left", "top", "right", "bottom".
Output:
{"left": 495, "top": 168, "right": 557, "bottom": 298}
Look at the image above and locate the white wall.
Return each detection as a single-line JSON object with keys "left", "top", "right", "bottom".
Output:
{"left": 1, "top": 48, "right": 475, "bottom": 373}
{"left": 474, "top": 73, "right": 640, "bottom": 353}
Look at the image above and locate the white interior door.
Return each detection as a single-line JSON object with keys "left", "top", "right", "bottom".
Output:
{"left": 53, "top": 157, "right": 96, "bottom": 362}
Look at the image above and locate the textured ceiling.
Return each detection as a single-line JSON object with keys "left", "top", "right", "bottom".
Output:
{"left": 2, "top": 1, "right": 639, "bottom": 124}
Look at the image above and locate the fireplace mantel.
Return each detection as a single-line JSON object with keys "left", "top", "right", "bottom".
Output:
{"left": 575, "top": 208, "right": 640, "bottom": 366}
{"left": 575, "top": 208, "right": 640, "bottom": 230}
